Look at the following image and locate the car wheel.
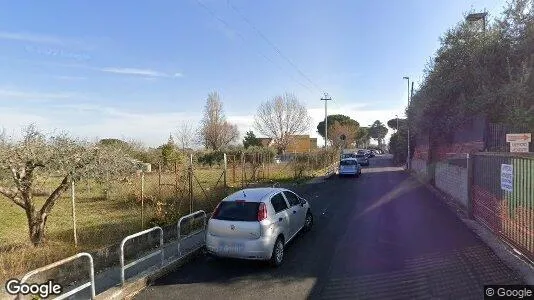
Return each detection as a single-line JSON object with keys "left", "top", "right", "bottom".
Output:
{"left": 303, "top": 212, "right": 313, "bottom": 232}
{"left": 270, "top": 237, "right": 285, "bottom": 267}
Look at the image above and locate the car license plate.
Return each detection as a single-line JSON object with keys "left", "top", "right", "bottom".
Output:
{"left": 217, "top": 242, "right": 244, "bottom": 254}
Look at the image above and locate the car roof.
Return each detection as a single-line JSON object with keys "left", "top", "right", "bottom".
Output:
{"left": 222, "top": 187, "right": 288, "bottom": 202}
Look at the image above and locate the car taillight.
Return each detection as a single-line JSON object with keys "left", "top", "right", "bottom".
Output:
{"left": 212, "top": 202, "right": 222, "bottom": 218}
{"left": 257, "top": 203, "right": 267, "bottom": 221}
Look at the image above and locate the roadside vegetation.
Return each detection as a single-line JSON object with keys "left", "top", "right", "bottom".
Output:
{"left": 406, "top": 0, "right": 534, "bottom": 143}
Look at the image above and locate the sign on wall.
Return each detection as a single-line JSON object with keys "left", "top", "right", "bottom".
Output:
{"left": 505, "top": 133, "right": 531, "bottom": 143}
{"left": 500, "top": 164, "right": 513, "bottom": 192}
{"left": 510, "top": 141, "right": 529, "bottom": 153}
{"left": 506, "top": 133, "right": 531, "bottom": 153}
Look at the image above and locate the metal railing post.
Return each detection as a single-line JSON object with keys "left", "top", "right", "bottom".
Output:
{"left": 120, "top": 226, "right": 163, "bottom": 285}
{"left": 20, "top": 253, "right": 95, "bottom": 300}
{"left": 177, "top": 210, "right": 206, "bottom": 257}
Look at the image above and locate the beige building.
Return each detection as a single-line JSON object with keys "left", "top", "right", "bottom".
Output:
{"left": 286, "top": 135, "right": 318, "bottom": 153}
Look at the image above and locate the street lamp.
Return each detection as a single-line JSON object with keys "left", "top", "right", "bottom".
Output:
{"left": 403, "top": 76, "right": 410, "bottom": 170}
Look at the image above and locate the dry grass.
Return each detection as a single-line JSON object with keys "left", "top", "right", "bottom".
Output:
{"left": 0, "top": 165, "right": 303, "bottom": 282}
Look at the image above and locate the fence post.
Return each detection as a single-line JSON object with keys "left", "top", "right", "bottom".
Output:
{"left": 241, "top": 152, "right": 245, "bottom": 188}
{"left": 232, "top": 157, "right": 236, "bottom": 184}
{"left": 261, "top": 153, "right": 265, "bottom": 180}
{"left": 189, "top": 154, "right": 194, "bottom": 214}
{"left": 223, "top": 153, "right": 227, "bottom": 189}
{"left": 71, "top": 178, "right": 78, "bottom": 248}
{"left": 141, "top": 171, "right": 145, "bottom": 229}
{"left": 467, "top": 153, "right": 474, "bottom": 219}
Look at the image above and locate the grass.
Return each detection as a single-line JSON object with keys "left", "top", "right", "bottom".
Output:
{"left": 0, "top": 162, "right": 324, "bottom": 282}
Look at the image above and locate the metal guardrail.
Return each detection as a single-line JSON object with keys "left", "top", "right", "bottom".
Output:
{"left": 177, "top": 210, "right": 207, "bottom": 257}
{"left": 19, "top": 252, "right": 95, "bottom": 300}
{"left": 120, "top": 226, "right": 163, "bottom": 286}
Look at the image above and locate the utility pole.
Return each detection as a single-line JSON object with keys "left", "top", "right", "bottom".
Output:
{"left": 320, "top": 93, "right": 332, "bottom": 148}
{"left": 403, "top": 77, "right": 411, "bottom": 170}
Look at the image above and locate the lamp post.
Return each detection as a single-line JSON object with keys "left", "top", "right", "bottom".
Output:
{"left": 403, "top": 76, "right": 410, "bottom": 170}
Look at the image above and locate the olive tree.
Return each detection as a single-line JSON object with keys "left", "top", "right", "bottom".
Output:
{"left": 0, "top": 125, "right": 136, "bottom": 246}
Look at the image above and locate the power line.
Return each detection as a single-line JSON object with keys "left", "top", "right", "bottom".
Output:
{"left": 194, "top": 0, "right": 314, "bottom": 93}
{"left": 227, "top": 0, "right": 324, "bottom": 94}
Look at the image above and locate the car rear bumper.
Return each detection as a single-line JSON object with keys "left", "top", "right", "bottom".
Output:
{"left": 339, "top": 170, "right": 358, "bottom": 175}
{"left": 206, "top": 234, "right": 275, "bottom": 260}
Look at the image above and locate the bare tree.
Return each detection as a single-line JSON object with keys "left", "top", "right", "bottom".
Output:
{"left": 200, "top": 92, "right": 239, "bottom": 150}
{"left": 175, "top": 121, "right": 195, "bottom": 150}
{"left": 254, "top": 93, "right": 311, "bottom": 153}
{"left": 0, "top": 125, "right": 135, "bottom": 246}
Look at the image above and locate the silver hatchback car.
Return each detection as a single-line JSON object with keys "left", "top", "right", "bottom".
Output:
{"left": 206, "top": 187, "right": 313, "bottom": 266}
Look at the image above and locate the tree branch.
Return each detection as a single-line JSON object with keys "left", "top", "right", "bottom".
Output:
{"left": 0, "top": 186, "right": 26, "bottom": 209}
{"left": 40, "top": 173, "right": 71, "bottom": 216}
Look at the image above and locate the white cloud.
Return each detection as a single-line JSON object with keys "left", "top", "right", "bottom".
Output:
{"left": 0, "top": 88, "right": 74, "bottom": 100}
{"left": 0, "top": 31, "right": 66, "bottom": 45}
{"left": 0, "top": 100, "right": 405, "bottom": 147}
{"left": 99, "top": 67, "right": 169, "bottom": 77}
{"left": 98, "top": 67, "right": 184, "bottom": 79}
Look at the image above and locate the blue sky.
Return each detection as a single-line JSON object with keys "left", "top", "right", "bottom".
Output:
{"left": 0, "top": 0, "right": 505, "bottom": 146}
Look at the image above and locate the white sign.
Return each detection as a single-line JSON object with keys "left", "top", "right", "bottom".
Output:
{"left": 506, "top": 133, "right": 531, "bottom": 143}
{"left": 500, "top": 164, "right": 513, "bottom": 192}
{"left": 510, "top": 141, "right": 530, "bottom": 153}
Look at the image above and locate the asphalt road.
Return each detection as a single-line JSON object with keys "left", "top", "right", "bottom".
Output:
{"left": 135, "top": 155, "right": 523, "bottom": 300}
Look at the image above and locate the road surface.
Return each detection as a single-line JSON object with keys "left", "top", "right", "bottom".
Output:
{"left": 135, "top": 155, "right": 523, "bottom": 300}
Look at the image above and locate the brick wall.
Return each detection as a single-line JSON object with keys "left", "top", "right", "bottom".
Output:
{"left": 435, "top": 161, "right": 468, "bottom": 209}
{"left": 434, "top": 140, "right": 484, "bottom": 160}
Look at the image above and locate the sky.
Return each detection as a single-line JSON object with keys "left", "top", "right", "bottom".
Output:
{"left": 0, "top": 0, "right": 506, "bottom": 147}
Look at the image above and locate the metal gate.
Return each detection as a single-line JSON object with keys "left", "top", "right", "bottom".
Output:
{"left": 472, "top": 153, "right": 534, "bottom": 261}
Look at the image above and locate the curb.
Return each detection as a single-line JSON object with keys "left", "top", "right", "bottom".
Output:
{"left": 95, "top": 248, "right": 204, "bottom": 300}
{"left": 408, "top": 170, "right": 534, "bottom": 285}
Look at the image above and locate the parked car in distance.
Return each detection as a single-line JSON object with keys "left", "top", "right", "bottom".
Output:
{"left": 206, "top": 187, "right": 313, "bottom": 267}
{"left": 340, "top": 153, "right": 356, "bottom": 160}
{"left": 355, "top": 154, "right": 369, "bottom": 166}
{"left": 338, "top": 158, "right": 361, "bottom": 177}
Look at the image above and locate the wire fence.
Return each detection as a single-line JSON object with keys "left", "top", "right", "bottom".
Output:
{"left": 0, "top": 149, "right": 338, "bottom": 283}
{"left": 472, "top": 152, "right": 534, "bottom": 261}
{"left": 66, "top": 150, "right": 338, "bottom": 246}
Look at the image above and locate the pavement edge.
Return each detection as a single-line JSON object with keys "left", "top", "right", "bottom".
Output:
{"left": 408, "top": 170, "right": 534, "bottom": 285}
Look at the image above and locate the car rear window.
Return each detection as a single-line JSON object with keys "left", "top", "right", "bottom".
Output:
{"left": 213, "top": 201, "right": 260, "bottom": 221}
{"left": 340, "top": 160, "right": 357, "bottom": 165}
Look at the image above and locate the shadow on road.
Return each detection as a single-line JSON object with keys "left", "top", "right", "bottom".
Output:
{"left": 137, "top": 155, "right": 524, "bottom": 300}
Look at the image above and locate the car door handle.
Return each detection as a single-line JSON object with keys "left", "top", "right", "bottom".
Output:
{"left": 278, "top": 217, "right": 283, "bottom": 222}
{"left": 293, "top": 210, "right": 297, "bottom": 214}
